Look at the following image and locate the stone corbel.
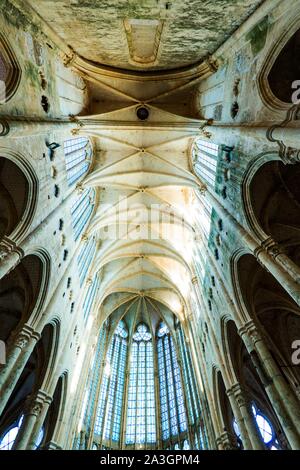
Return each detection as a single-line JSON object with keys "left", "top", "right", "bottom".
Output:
{"left": 62, "top": 47, "right": 78, "bottom": 68}
{"left": 199, "top": 119, "right": 214, "bottom": 139}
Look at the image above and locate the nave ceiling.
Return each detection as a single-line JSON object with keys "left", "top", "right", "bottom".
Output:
{"left": 8, "top": 0, "right": 264, "bottom": 328}
{"left": 72, "top": 65, "right": 210, "bottom": 326}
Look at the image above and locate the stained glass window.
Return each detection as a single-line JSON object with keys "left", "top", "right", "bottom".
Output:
{"left": 0, "top": 416, "right": 22, "bottom": 451}
{"left": 32, "top": 427, "right": 44, "bottom": 450}
{"left": 64, "top": 137, "right": 91, "bottom": 186}
{"left": 82, "top": 323, "right": 108, "bottom": 432}
{"left": 71, "top": 188, "right": 95, "bottom": 240}
{"left": 192, "top": 138, "right": 218, "bottom": 187}
{"left": 80, "top": 318, "right": 207, "bottom": 449}
{"left": 252, "top": 403, "right": 280, "bottom": 449}
{"left": 157, "top": 322, "right": 187, "bottom": 441}
{"left": 82, "top": 274, "right": 100, "bottom": 322}
{"left": 125, "top": 323, "right": 156, "bottom": 445}
{"left": 94, "top": 321, "right": 128, "bottom": 444}
{"left": 77, "top": 237, "right": 96, "bottom": 286}
{"left": 233, "top": 404, "right": 281, "bottom": 449}
{"left": 0, "top": 416, "right": 43, "bottom": 450}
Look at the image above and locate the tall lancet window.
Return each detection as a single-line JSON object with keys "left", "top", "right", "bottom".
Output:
{"left": 192, "top": 138, "right": 219, "bottom": 187}
{"left": 157, "top": 322, "right": 187, "bottom": 442}
{"left": 64, "top": 137, "right": 91, "bottom": 186}
{"left": 125, "top": 324, "right": 156, "bottom": 445}
{"left": 176, "top": 322, "right": 209, "bottom": 449}
{"left": 75, "top": 314, "right": 209, "bottom": 450}
{"left": 77, "top": 237, "right": 96, "bottom": 286}
{"left": 94, "top": 321, "right": 128, "bottom": 445}
{"left": 71, "top": 188, "right": 95, "bottom": 240}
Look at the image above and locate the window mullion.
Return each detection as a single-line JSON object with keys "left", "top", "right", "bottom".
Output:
{"left": 162, "top": 336, "right": 171, "bottom": 443}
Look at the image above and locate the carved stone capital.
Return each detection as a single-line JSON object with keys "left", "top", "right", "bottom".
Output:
{"left": 12, "top": 326, "right": 41, "bottom": 350}
{"left": 239, "top": 320, "right": 262, "bottom": 346}
{"left": 0, "top": 237, "right": 21, "bottom": 261}
{"left": 280, "top": 144, "right": 300, "bottom": 164}
{"left": 261, "top": 237, "right": 283, "bottom": 259}
{"left": 25, "top": 390, "right": 52, "bottom": 416}
{"left": 14, "top": 332, "right": 30, "bottom": 350}
{"left": 0, "top": 244, "right": 10, "bottom": 261}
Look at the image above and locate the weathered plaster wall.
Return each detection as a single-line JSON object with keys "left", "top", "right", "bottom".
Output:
{"left": 23, "top": 0, "right": 263, "bottom": 71}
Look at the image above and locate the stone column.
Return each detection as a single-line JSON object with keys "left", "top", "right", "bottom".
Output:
{"left": 260, "top": 238, "right": 300, "bottom": 285}
{"left": 205, "top": 188, "right": 300, "bottom": 306}
{"left": 12, "top": 391, "right": 51, "bottom": 450}
{"left": 27, "top": 392, "right": 53, "bottom": 450}
{"left": 0, "top": 116, "right": 76, "bottom": 138}
{"left": 207, "top": 121, "right": 300, "bottom": 162}
{"left": 239, "top": 321, "right": 300, "bottom": 449}
{"left": 0, "top": 327, "right": 41, "bottom": 416}
{"left": 227, "top": 383, "right": 264, "bottom": 450}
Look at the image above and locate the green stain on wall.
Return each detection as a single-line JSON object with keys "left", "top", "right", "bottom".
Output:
{"left": 24, "top": 60, "right": 39, "bottom": 87}
{"left": 246, "top": 15, "right": 270, "bottom": 56}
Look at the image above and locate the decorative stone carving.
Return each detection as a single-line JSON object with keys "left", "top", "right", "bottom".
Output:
{"left": 15, "top": 333, "right": 30, "bottom": 350}
{"left": 31, "top": 402, "right": 44, "bottom": 417}
{"left": 62, "top": 47, "right": 77, "bottom": 67}
{"left": 261, "top": 237, "right": 284, "bottom": 260}
{"left": 198, "top": 185, "right": 207, "bottom": 195}
{"left": 25, "top": 390, "right": 52, "bottom": 417}
{"left": 239, "top": 320, "right": 262, "bottom": 346}
{"left": 0, "top": 244, "right": 10, "bottom": 261}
